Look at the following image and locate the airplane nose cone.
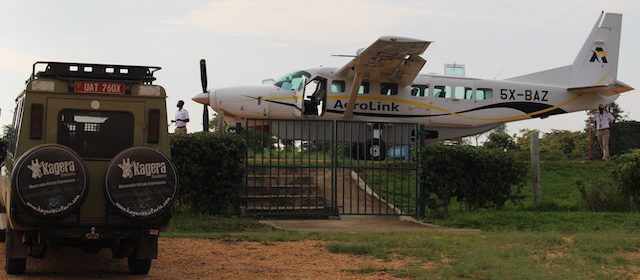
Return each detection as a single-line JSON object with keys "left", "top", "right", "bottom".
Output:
{"left": 192, "top": 92, "right": 210, "bottom": 105}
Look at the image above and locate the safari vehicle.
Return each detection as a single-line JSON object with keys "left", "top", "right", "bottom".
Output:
{"left": 0, "top": 62, "right": 178, "bottom": 275}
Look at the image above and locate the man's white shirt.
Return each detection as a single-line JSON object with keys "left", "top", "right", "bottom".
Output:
{"left": 596, "top": 112, "right": 614, "bottom": 130}
{"left": 175, "top": 108, "right": 189, "bottom": 127}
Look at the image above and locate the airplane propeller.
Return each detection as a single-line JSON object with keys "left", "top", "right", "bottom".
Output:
{"left": 199, "top": 59, "right": 210, "bottom": 132}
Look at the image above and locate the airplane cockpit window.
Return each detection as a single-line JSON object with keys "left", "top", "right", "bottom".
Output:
{"left": 433, "top": 85, "right": 451, "bottom": 98}
{"left": 454, "top": 87, "right": 473, "bottom": 100}
{"left": 411, "top": 84, "right": 428, "bottom": 97}
{"left": 331, "top": 80, "right": 346, "bottom": 93}
{"left": 380, "top": 83, "right": 398, "bottom": 95}
{"left": 274, "top": 71, "right": 311, "bottom": 91}
{"left": 358, "top": 81, "right": 370, "bottom": 94}
{"left": 476, "top": 88, "right": 494, "bottom": 100}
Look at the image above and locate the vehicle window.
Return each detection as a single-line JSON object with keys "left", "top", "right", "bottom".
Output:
{"left": 8, "top": 98, "right": 25, "bottom": 155}
{"left": 411, "top": 84, "right": 429, "bottom": 97}
{"left": 476, "top": 88, "right": 494, "bottom": 100}
{"left": 57, "top": 110, "right": 134, "bottom": 158}
{"left": 380, "top": 83, "right": 398, "bottom": 95}
{"left": 358, "top": 81, "right": 370, "bottom": 94}
{"left": 331, "top": 80, "right": 345, "bottom": 93}
{"left": 433, "top": 85, "right": 451, "bottom": 98}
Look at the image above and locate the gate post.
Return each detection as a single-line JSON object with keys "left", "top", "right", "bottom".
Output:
{"left": 417, "top": 125, "right": 426, "bottom": 218}
{"left": 331, "top": 120, "right": 338, "bottom": 213}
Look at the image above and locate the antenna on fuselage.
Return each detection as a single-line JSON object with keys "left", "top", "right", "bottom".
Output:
{"left": 493, "top": 68, "right": 504, "bottom": 80}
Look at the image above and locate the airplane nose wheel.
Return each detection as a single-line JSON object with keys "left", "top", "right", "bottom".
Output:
{"left": 365, "top": 138, "right": 386, "bottom": 161}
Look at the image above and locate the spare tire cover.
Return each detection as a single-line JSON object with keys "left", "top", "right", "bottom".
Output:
{"left": 13, "top": 144, "right": 88, "bottom": 217}
{"left": 105, "top": 147, "right": 178, "bottom": 219}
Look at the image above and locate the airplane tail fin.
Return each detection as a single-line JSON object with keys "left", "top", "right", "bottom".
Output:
{"left": 507, "top": 12, "right": 623, "bottom": 88}
{"left": 570, "top": 12, "right": 622, "bottom": 87}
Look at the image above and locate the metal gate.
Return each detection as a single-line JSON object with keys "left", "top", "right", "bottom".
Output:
{"left": 243, "top": 119, "right": 422, "bottom": 217}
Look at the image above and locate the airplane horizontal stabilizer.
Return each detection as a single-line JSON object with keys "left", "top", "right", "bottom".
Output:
{"left": 567, "top": 81, "right": 633, "bottom": 96}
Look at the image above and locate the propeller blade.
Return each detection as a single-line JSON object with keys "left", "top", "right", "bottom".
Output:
{"left": 200, "top": 59, "right": 208, "bottom": 93}
{"left": 203, "top": 104, "right": 209, "bottom": 132}
{"left": 200, "top": 59, "right": 210, "bottom": 132}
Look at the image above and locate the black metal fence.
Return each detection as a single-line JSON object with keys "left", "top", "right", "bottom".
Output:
{"left": 243, "top": 119, "right": 422, "bottom": 217}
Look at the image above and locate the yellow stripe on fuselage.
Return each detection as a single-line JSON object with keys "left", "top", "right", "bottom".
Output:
{"left": 262, "top": 94, "right": 583, "bottom": 122}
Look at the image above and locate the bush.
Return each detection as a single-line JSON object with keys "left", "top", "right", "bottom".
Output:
{"left": 576, "top": 179, "right": 631, "bottom": 211}
{"left": 419, "top": 144, "right": 526, "bottom": 218}
{"left": 170, "top": 132, "right": 246, "bottom": 215}
{"left": 612, "top": 152, "right": 640, "bottom": 208}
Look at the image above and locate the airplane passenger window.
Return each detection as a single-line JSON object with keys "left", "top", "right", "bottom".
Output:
{"left": 331, "top": 80, "right": 345, "bottom": 93}
{"left": 411, "top": 84, "right": 428, "bottom": 97}
{"left": 433, "top": 85, "right": 451, "bottom": 98}
{"left": 380, "top": 83, "right": 398, "bottom": 95}
{"left": 476, "top": 88, "right": 494, "bottom": 100}
{"left": 358, "top": 81, "right": 370, "bottom": 94}
{"left": 454, "top": 87, "right": 473, "bottom": 100}
{"left": 465, "top": 87, "right": 473, "bottom": 99}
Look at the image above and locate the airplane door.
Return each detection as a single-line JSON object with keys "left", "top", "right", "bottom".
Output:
{"left": 292, "top": 76, "right": 307, "bottom": 117}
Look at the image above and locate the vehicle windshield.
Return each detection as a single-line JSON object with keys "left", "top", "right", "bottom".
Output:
{"left": 274, "top": 71, "right": 311, "bottom": 91}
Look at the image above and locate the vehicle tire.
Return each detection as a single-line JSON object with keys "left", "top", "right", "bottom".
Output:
{"left": 0, "top": 213, "right": 7, "bottom": 242}
{"left": 12, "top": 144, "right": 88, "bottom": 218}
{"left": 5, "top": 230, "right": 26, "bottom": 275}
{"left": 128, "top": 257, "right": 152, "bottom": 275}
{"left": 365, "top": 138, "right": 387, "bottom": 161}
{"left": 105, "top": 147, "right": 178, "bottom": 219}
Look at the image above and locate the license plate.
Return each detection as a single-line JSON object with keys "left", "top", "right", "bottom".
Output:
{"left": 74, "top": 81, "right": 125, "bottom": 94}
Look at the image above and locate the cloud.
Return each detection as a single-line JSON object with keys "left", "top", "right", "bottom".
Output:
{"left": 169, "top": 0, "right": 428, "bottom": 43}
{"left": 0, "top": 48, "right": 37, "bottom": 71}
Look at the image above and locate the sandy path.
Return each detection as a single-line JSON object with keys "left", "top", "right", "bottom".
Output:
{"left": 0, "top": 238, "right": 402, "bottom": 279}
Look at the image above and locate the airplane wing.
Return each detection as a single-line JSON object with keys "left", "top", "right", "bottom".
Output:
{"left": 336, "top": 36, "right": 431, "bottom": 118}
{"left": 336, "top": 36, "right": 431, "bottom": 85}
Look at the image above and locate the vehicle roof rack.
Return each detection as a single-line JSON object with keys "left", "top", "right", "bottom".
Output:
{"left": 31, "top": 61, "right": 161, "bottom": 84}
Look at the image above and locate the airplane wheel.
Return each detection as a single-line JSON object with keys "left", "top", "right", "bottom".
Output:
{"left": 365, "top": 138, "right": 387, "bottom": 161}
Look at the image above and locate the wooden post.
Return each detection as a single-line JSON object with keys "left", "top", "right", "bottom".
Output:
{"left": 530, "top": 131, "right": 541, "bottom": 205}
{"left": 217, "top": 111, "right": 225, "bottom": 133}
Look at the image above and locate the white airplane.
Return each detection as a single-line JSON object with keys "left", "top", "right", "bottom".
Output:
{"left": 193, "top": 12, "right": 632, "bottom": 154}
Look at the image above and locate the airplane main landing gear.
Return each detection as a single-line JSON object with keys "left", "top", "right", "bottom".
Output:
{"left": 350, "top": 139, "right": 387, "bottom": 161}
{"left": 365, "top": 138, "right": 386, "bottom": 161}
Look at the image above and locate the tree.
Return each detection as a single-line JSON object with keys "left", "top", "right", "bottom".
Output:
{"left": 539, "top": 130, "right": 587, "bottom": 160}
{"left": 208, "top": 113, "right": 229, "bottom": 133}
{"left": 483, "top": 131, "right": 517, "bottom": 152}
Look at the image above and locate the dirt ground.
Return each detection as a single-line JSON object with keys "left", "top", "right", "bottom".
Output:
{"left": 0, "top": 238, "right": 406, "bottom": 279}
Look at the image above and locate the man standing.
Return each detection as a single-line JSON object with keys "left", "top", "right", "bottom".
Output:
{"left": 172, "top": 100, "right": 189, "bottom": 135}
{"left": 595, "top": 104, "right": 615, "bottom": 161}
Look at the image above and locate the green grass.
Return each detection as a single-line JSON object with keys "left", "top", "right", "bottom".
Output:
{"left": 175, "top": 228, "right": 640, "bottom": 280}
{"left": 429, "top": 160, "right": 635, "bottom": 232}
{"left": 427, "top": 210, "right": 640, "bottom": 232}
{"left": 517, "top": 160, "right": 616, "bottom": 209}
{"left": 167, "top": 211, "right": 274, "bottom": 233}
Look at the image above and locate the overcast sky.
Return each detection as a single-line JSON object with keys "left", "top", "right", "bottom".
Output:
{"left": 1, "top": 0, "right": 638, "bottom": 136}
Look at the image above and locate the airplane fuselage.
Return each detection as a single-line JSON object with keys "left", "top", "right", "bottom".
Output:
{"left": 210, "top": 67, "right": 618, "bottom": 139}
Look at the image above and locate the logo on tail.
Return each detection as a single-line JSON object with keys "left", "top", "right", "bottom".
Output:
{"left": 589, "top": 47, "right": 608, "bottom": 63}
